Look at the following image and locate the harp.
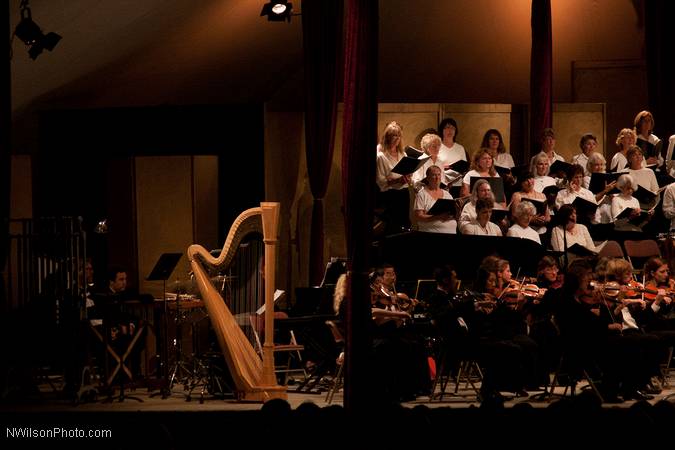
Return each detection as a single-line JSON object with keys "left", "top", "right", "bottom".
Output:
{"left": 187, "top": 202, "right": 286, "bottom": 401}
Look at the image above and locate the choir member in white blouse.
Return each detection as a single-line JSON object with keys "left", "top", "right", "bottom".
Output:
{"left": 529, "top": 128, "right": 565, "bottom": 171}
{"left": 532, "top": 152, "right": 557, "bottom": 193}
{"left": 376, "top": 121, "right": 411, "bottom": 232}
{"left": 555, "top": 165, "right": 598, "bottom": 210}
{"left": 571, "top": 133, "right": 598, "bottom": 176}
{"left": 550, "top": 205, "right": 603, "bottom": 258}
{"left": 506, "top": 202, "right": 541, "bottom": 244}
{"left": 460, "top": 198, "right": 502, "bottom": 236}
{"left": 481, "top": 129, "right": 515, "bottom": 169}
{"left": 510, "top": 172, "right": 550, "bottom": 234}
{"left": 610, "top": 128, "right": 637, "bottom": 172}
{"left": 626, "top": 146, "right": 659, "bottom": 201}
{"left": 437, "top": 118, "right": 468, "bottom": 189}
{"left": 412, "top": 133, "right": 448, "bottom": 188}
{"left": 458, "top": 179, "right": 495, "bottom": 230}
{"left": 634, "top": 110, "right": 662, "bottom": 167}
{"left": 611, "top": 174, "right": 653, "bottom": 230}
{"left": 584, "top": 152, "right": 616, "bottom": 224}
{"left": 414, "top": 166, "right": 457, "bottom": 234}
{"left": 460, "top": 148, "right": 500, "bottom": 198}
{"left": 661, "top": 179, "right": 675, "bottom": 231}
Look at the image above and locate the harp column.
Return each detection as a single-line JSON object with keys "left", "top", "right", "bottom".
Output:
{"left": 260, "top": 202, "right": 281, "bottom": 387}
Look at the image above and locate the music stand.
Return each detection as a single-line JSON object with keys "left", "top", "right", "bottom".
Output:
{"left": 147, "top": 252, "right": 183, "bottom": 398}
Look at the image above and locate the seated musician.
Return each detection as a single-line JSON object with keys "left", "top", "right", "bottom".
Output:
{"left": 462, "top": 261, "right": 538, "bottom": 401}
{"left": 510, "top": 171, "right": 550, "bottom": 235}
{"left": 414, "top": 165, "right": 457, "bottom": 234}
{"left": 459, "top": 198, "right": 502, "bottom": 236}
{"left": 506, "top": 202, "right": 541, "bottom": 245}
{"left": 603, "top": 258, "right": 663, "bottom": 397}
{"left": 550, "top": 205, "right": 603, "bottom": 261}
{"left": 365, "top": 265, "right": 430, "bottom": 402}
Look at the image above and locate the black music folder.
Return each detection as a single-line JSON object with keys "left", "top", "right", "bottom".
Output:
{"left": 615, "top": 207, "right": 650, "bottom": 226}
{"left": 542, "top": 184, "right": 563, "bottom": 198}
{"left": 494, "top": 165, "right": 512, "bottom": 177}
{"left": 470, "top": 176, "right": 506, "bottom": 204}
{"left": 520, "top": 197, "right": 547, "bottom": 215}
{"left": 490, "top": 206, "right": 510, "bottom": 224}
{"left": 427, "top": 198, "right": 457, "bottom": 217}
{"left": 147, "top": 252, "right": 183, "bottom": 281}
{"left": 567, "top": 243, "right": 598, "bottom": 257}
{"left": 404, "top": 145, "right": 426, "bottom": 159}
{"left": 633, "top": 185, "right": 658, "bottom": 204}
{"left": 391, "top": 154, "right": 429, "bottom": 176}
{"left": 589, "top": 172, "right": 621, "bottom": 195}
{"left": 572, "top": 196, "right": 598, "bottom": 217}
{"left": 637, "top": 137, "right": 662, "bottom": 159}
{"left": 549, "top": 160, "right": 575, "bottom": 178}
{"left": 447, "top": 159, "right": 470, "bottom": 174}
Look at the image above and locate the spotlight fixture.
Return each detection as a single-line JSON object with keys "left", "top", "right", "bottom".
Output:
{"left": 14, "top": 0, "right": 61, "bottom": 60}
{"left": 94, "top": 219, "right": 109, "bottom": 235}
{"left": 260, "top": 1, "right": 293, "bottom": 22}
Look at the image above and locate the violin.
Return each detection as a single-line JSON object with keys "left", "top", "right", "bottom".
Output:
{"left": 642, "top": 280, "right": 675, "bottom": 301}
{"left": 588, "top": 281, "right": 647, "bottom": 309}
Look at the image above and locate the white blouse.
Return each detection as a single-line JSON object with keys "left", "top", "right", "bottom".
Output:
{"left": 611, "top": 195, "right": 640, "bottom": 220}
{"left": 461, "top": 220, "right": 502, "bottom": 236}
{"left": 376, "top": 150, "right": 406, "bottom": 192}
{"left": 506, "top": 224, "right": 541, "bottom": 245}
{"left": 495, "top": 153, "right": 515, "bottom": 169}
{"left": 439, "top": 142, "right": 467, "bottom": 187}
{"left": 414, "top": 188, "right": 457, "bottom": 234}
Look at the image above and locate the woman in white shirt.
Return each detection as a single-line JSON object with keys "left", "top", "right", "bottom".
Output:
{"left": 529, "top": 128, "right": 565, "bottom": 171}
{"left": 611, "top": 174, "right": 653, "bottom": 230}
{"left": 584, "top": 152, "right": 616, "bottom": 224}
{"left": 532, "top": 152, "right": 557, "bottom": 193}
{"left": 458, "top": 179, "right": 495, "bottom": 230}
{"left": 626, "top": 146, "right": 659, "bottom": 207}
{"left": 461, "top": 149, "right": 500, "bottom": 198}
{"left": 507, "top": 202, "right": 541, "bottom": 244}
{"left": 481, "top": 129, "right": 515, "bottom": 169}
{"left": 412, "top": 133, "right": 448, "bottom": 188}
{"left": 571, "top": 133, "right": 598, "bottom": 176}
{"left": 634, "top": 110, "right": 661, "bottom": 166}
{"left": 610, "top": 128, "right": 637, "bottom": 172}
{"left": 550, "top": 205, "right": 602, "bottom": 259}
{"left": 414, "top": 166, "right": 457, "bottom": 234}
{"left": 376, "top": 121, "right": 411, "bottom": 232}
{"left": 437, "top": 118, "right": 468, "bottom": 190}
{"left": 460, "top": 198, "right": 502, "bottom": 236}
{"left": 510, "top": 172, "right": 550, "bottom": 234}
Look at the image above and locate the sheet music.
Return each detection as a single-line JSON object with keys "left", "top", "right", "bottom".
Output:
{"left": 255, "top": 289, "right": 285, "bottom": 315}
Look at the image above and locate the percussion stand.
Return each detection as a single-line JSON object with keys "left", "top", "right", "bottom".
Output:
{"left": 168, "top": 294, "right": 194, "bottom": 392}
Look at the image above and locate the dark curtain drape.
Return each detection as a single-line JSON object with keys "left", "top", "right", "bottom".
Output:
{"left": 529, "top": 0, "right": 552, "bottom": 157}
{"left": 341, "top": 0, "right": 378, "bottom": 410}
{"left": 0, "top": 3, "right": 11, "bottom": 312}
{"left": 301, "top": 0, "right": 343, "bottom": 286}
{"left": 645, "top": 0, "right": 675, "bottom": 136}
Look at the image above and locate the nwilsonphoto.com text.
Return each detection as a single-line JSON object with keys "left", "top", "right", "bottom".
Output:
{"left": 6, "top": 426, "right": 112, "bottom": 439}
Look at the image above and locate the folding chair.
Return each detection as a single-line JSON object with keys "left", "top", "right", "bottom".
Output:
{"left": 324, "top": 320, "right": 345, "bottom": 404}
{"left": 597, "top": 240, "right": 624, "bottom": 259}
{"left": 624, "top": 239, "right": 661, "bottom": 273}
{"left": 249, "top": 313, "right": 307, "bottom": 385}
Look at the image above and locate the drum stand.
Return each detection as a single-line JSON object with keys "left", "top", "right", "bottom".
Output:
{"left": 168, "top": 296, "right": 194, "bottom": 391}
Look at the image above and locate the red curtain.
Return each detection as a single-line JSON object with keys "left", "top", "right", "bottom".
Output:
{"left": 530, "top": 0, "right": 552, "bottom": 157}
{"left": 341, "top": 0, "right": 378, "bottom": 409}
{"left": 301, "top": 0, "right": 343, "bottom": 286}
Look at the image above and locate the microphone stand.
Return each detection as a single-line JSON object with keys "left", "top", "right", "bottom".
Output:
{"left": 563, "top": 223, "right": 569, "bottom": 272}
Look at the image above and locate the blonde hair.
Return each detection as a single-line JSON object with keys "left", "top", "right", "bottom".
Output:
{"left": 586, "top": 152, "right": 606, "bottom": 173}
{"left": 615, "top": 128, "right": 637, "bottom": 148}
{"left": 420, "top": 133, "right": 441, "bottom": 152}
{"left": 333, "top": 273, "right": 347, "bottom": 315}
{"left": 380, "top": 121, "right": 404, "bottom": 155}
{"left": 606, "top": 258, "right": 633, "bottom": 281}
{"left": 470, "top": 148, "right": 497, "bottom": 176}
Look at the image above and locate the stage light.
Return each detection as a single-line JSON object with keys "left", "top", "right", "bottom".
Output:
{"left": 14, "top": 0, "right": 61, "bottom": 60}
{"left": 260, "top": 1, "right": 293, "bottom": 22}
{"left": 94, "top": 219, "right": 109, "bottom": 234}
